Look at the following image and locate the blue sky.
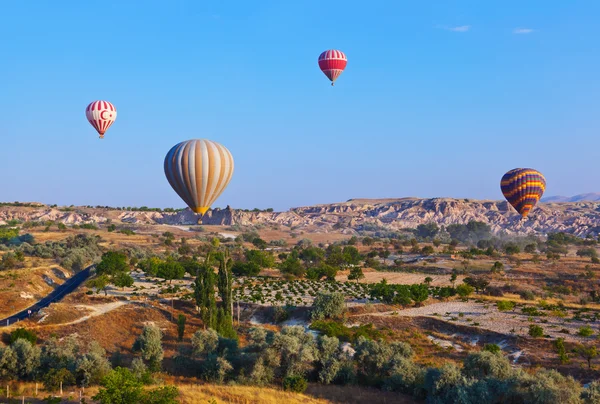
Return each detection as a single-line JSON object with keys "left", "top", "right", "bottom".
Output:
{"left": 1, "top": 1, "right": 598, "bottom": 211}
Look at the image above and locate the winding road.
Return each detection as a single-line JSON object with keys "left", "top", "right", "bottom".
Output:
{"left": 0, "top": 264, "right": 95, "bottom": 327}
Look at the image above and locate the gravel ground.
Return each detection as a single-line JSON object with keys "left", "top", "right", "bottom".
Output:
{"left": 365, "top": 301, "right": 600, "bottom": 343}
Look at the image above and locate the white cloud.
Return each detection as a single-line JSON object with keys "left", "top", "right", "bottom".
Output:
{"left": 513, "top": 28, "right": 535, "bottom": 34}
{"left": 449, "top": 25, "right": 470, "bottom": 32}
{"left": 435, "top": 25, "right": 471, "bottom": 32}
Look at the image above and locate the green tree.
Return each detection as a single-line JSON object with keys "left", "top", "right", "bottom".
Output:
{"left": 463, "top": 276, "right": 489, "bottom": 294}
{"left": 280, "top": 255, "right": 305, "bottom": 277}
{"left": 217, "top": 250, "right": 235, "bottom": 338}
{"left": 252, "top": 237, "right": 268, "bottom": 250}
{"left": 456, "top": 283, "right": 474, "bottom": 299}
{"left": 491, "top": 261, "right": 504, "bottom": 273}
{"left": 421, "top": 246, "right": 435, "bottom": 256}
{"left": 157, "top": 260, "right": 185, "bottom": 284}
{"left": 450, "top": 269, "right": 458, "bottom": 287}
{"left": 342, "top": 246, "right": 361, "bottom": 266}
{"left": 138, "top": 257, "right": 162, "bottom": 277}
{"left": 44, "top": 368, "right": 75, "bottom": 392}
{"left": 348, "top": 266, "right": 365, "bottom": 283}
{"left": 362, "top": 237, "right": 374, "bottom": 246}
{"left": 194, "top": 258, "right": 217, "bottom": 329}
{"left": 415, "top": 223, "right": 439, "bottom": 239}
{"left": 231, "top": 261, "right": 261, "bottom": 277}
{"left": 9, "top": 328, "right": 38, "bottom": 345}
{"left": 524, "top": 243, "right": 537, "bottom": 254}
{"left": 578, "top": 345, "right": 598, "bottom": 368}
{"left": 245, "top": 250, "right": 276, "bottom": 268}
{"left": 177, "top": 314, "right": 186, "bottom": 341}
{"left": 554, "top": 338, "right": 569, "bottom": 364}
{"left": 93, "top": 367, "right": 143, "bottom": 404}
{"left": 112, "top": 271, "right": 134, "bottom": 289}
{"left": 96, "top": 251, "right": 129, "bottom": 276}
{"left": 88, "top": 274, "right": 110, "bottom": 296}
{"left": 410, "top": 284, "right": 429, "bottom": 306}
{"left": 311, "top": 292, "right": 346, "bottom": 321}
{"left": 133, "top": 324, "right": 163, "bottom": 372}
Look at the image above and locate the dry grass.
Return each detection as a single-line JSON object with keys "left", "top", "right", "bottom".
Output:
{"left": 40, "top": 303, "right": 92, "bottom": 325}
{"left": 176, "top": 383, "right": 330, "bottom": 404}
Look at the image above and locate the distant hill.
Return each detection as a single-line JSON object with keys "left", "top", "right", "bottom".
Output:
{"left": 541, "top": 193, "right": 600, "bottom": 203}
{"left": 3, "top": 197, "right": 600, "bottom": 236}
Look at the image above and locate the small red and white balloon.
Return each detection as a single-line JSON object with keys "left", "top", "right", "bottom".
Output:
{"left": 86, "top": 100, "right": 117, "bottom": 139}
{"left": 318, "top": 49, "right": 347, "bottom": 86}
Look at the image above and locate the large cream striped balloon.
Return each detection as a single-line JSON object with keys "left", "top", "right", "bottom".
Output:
{"left": 164, "top": 139, "right": 234, "bottom": 216}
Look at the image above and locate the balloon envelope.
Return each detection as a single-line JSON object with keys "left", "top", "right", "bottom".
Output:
{"left": 86, "top": 100, "right": 117, "bottom": 139}
{"left": 500, "top": 168, "right": 546, "bottom": 217}
{"left": 318, "top": 49, "right": 347, "bottom": 85}
{"left": 164, "top": 139, "right": 234, "bottom": 215}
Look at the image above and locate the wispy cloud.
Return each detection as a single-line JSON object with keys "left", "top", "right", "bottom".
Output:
{"left": 450, "top": 25, "right": 470, "bottom": 32}
{"left": 436, "top": 25, "right": 471, "bottom": 33}
{"left": 513, "top": 28, "right": 535, "bottom": 34}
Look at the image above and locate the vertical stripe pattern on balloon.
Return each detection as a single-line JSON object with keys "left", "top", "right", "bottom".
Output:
{"left": 318, "top": 49, "right": 347, "bottom": 83}
{"left": 85, "top": 100, "right": 117, "bottom": 138}
{"left": 164, "top": 139, "right": 234, "bottom": 215}
{"left": 500, "top": 168, "right": 546, "bottom": 217}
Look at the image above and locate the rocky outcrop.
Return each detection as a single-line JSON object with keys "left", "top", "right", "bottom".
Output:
{"left": 1, "top": 198, "right": 600, "bottom": 236}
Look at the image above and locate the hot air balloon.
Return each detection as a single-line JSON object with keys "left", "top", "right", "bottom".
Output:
{"left": 86, "top": 100, "right": 117, "bottom": 139}
{"left": 318, "top": 49, "right": 347, "bottom": 86}
{"left": 164, "top": 139, "right": 234, "bottom": 217}
{"left": 500, "top": 168, "right": 546, "bottom": 218}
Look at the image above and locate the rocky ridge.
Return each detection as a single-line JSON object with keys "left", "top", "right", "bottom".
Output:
{"left": 1, "top": 198, "right": 600, "bottom": 236}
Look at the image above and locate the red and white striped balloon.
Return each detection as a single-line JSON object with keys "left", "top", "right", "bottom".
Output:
{"left": 85, "top": 100, "right": 117, "bottom": 139}
{"left": 318, "top": 49, "right": 347, "bottom": 86}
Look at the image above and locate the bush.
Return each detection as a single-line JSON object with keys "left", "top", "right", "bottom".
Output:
{"left": 272, "top": 306, "right": 289, "bottom": 324}
{"left": 456, "top": 283, "right": 474, "bottom": 299}
{"left": 311, "top": 292, "right": 346, "bottom": 321}
{"left": 463, "top": 351, "right": 513, "bottom": 379}
{"left": 132, "top": 324, "right": 163, "bottom": 372}
{"left": 529, "top": 325, "right": 544, "bottom": 338}
{"left": 519, "top": 290, "right": 536, "bottom": 300}
{"left": 483, "top": 344, "right": 501, "bottom": 354}
{"left": 578, "top": 325, "right": 594, "bottom": 337}
{"left": 283, "top": 376, "right": 308, "bottom": 393}
{"left": 310, "top": 320, "right": 382, "bottom": 343}
{"left": 9, "top": 328, "right": 37, "bottom": 345}
{"left": 496, "top": 301, "right": 516, "bottom": 312}
{"left": 93, "top": 367, "right": 143, "bottom": 404}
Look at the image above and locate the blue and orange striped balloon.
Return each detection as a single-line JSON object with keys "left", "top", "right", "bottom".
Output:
{"left": 500, "top": 168, "right": 546, "bottom": 218}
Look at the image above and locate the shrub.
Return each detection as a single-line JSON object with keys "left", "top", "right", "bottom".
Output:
{"left": 529, "top": 325, "right": 544, "bottom": 338}
{"left": 132, "top": 324, "right": 163, "bottom": 372}
{"left": 519, "top": 290, "right": 536, "bottom": 300}
{"left": 456, "top": 283, "right": 474, "bottom": 299}
{"left": 9, "top": 328, "right": 38, "bottom": 345}
{"left": 483, "top": 344, "right": 501, "bottom": 354}
{"left": 522, "top": 306, "right": 544, "bottom": 316}
{"left": 272, "top": 306, "right": 289, "bottom": 323}
{"left": 496, "top": 301, "right": 516, "bottom": 312}
{"left": 93, "top": 367, "right": 143, "bottom": 404}
{"left": 520, "top": 369, "right": 582, "bottom": 404}
{"left": 310, "top": 320, "right": 382, "bottom": 342}
{"left": 311, "top": 292, "right": 346, "bottom": 321}
{"left": 283, "top": 375, "right": 308, "bottom": 393}
{"left": 463, "top": 351, "right": 513, "bottom": 379}
{"left": 192, "top": 329, "right": 219, "bottom": 357}
{"left": 578, "top": 325, "right": 594, "bottom": 337}
{"left": 582, "top": 381, "right": 600, "bottom": 403}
